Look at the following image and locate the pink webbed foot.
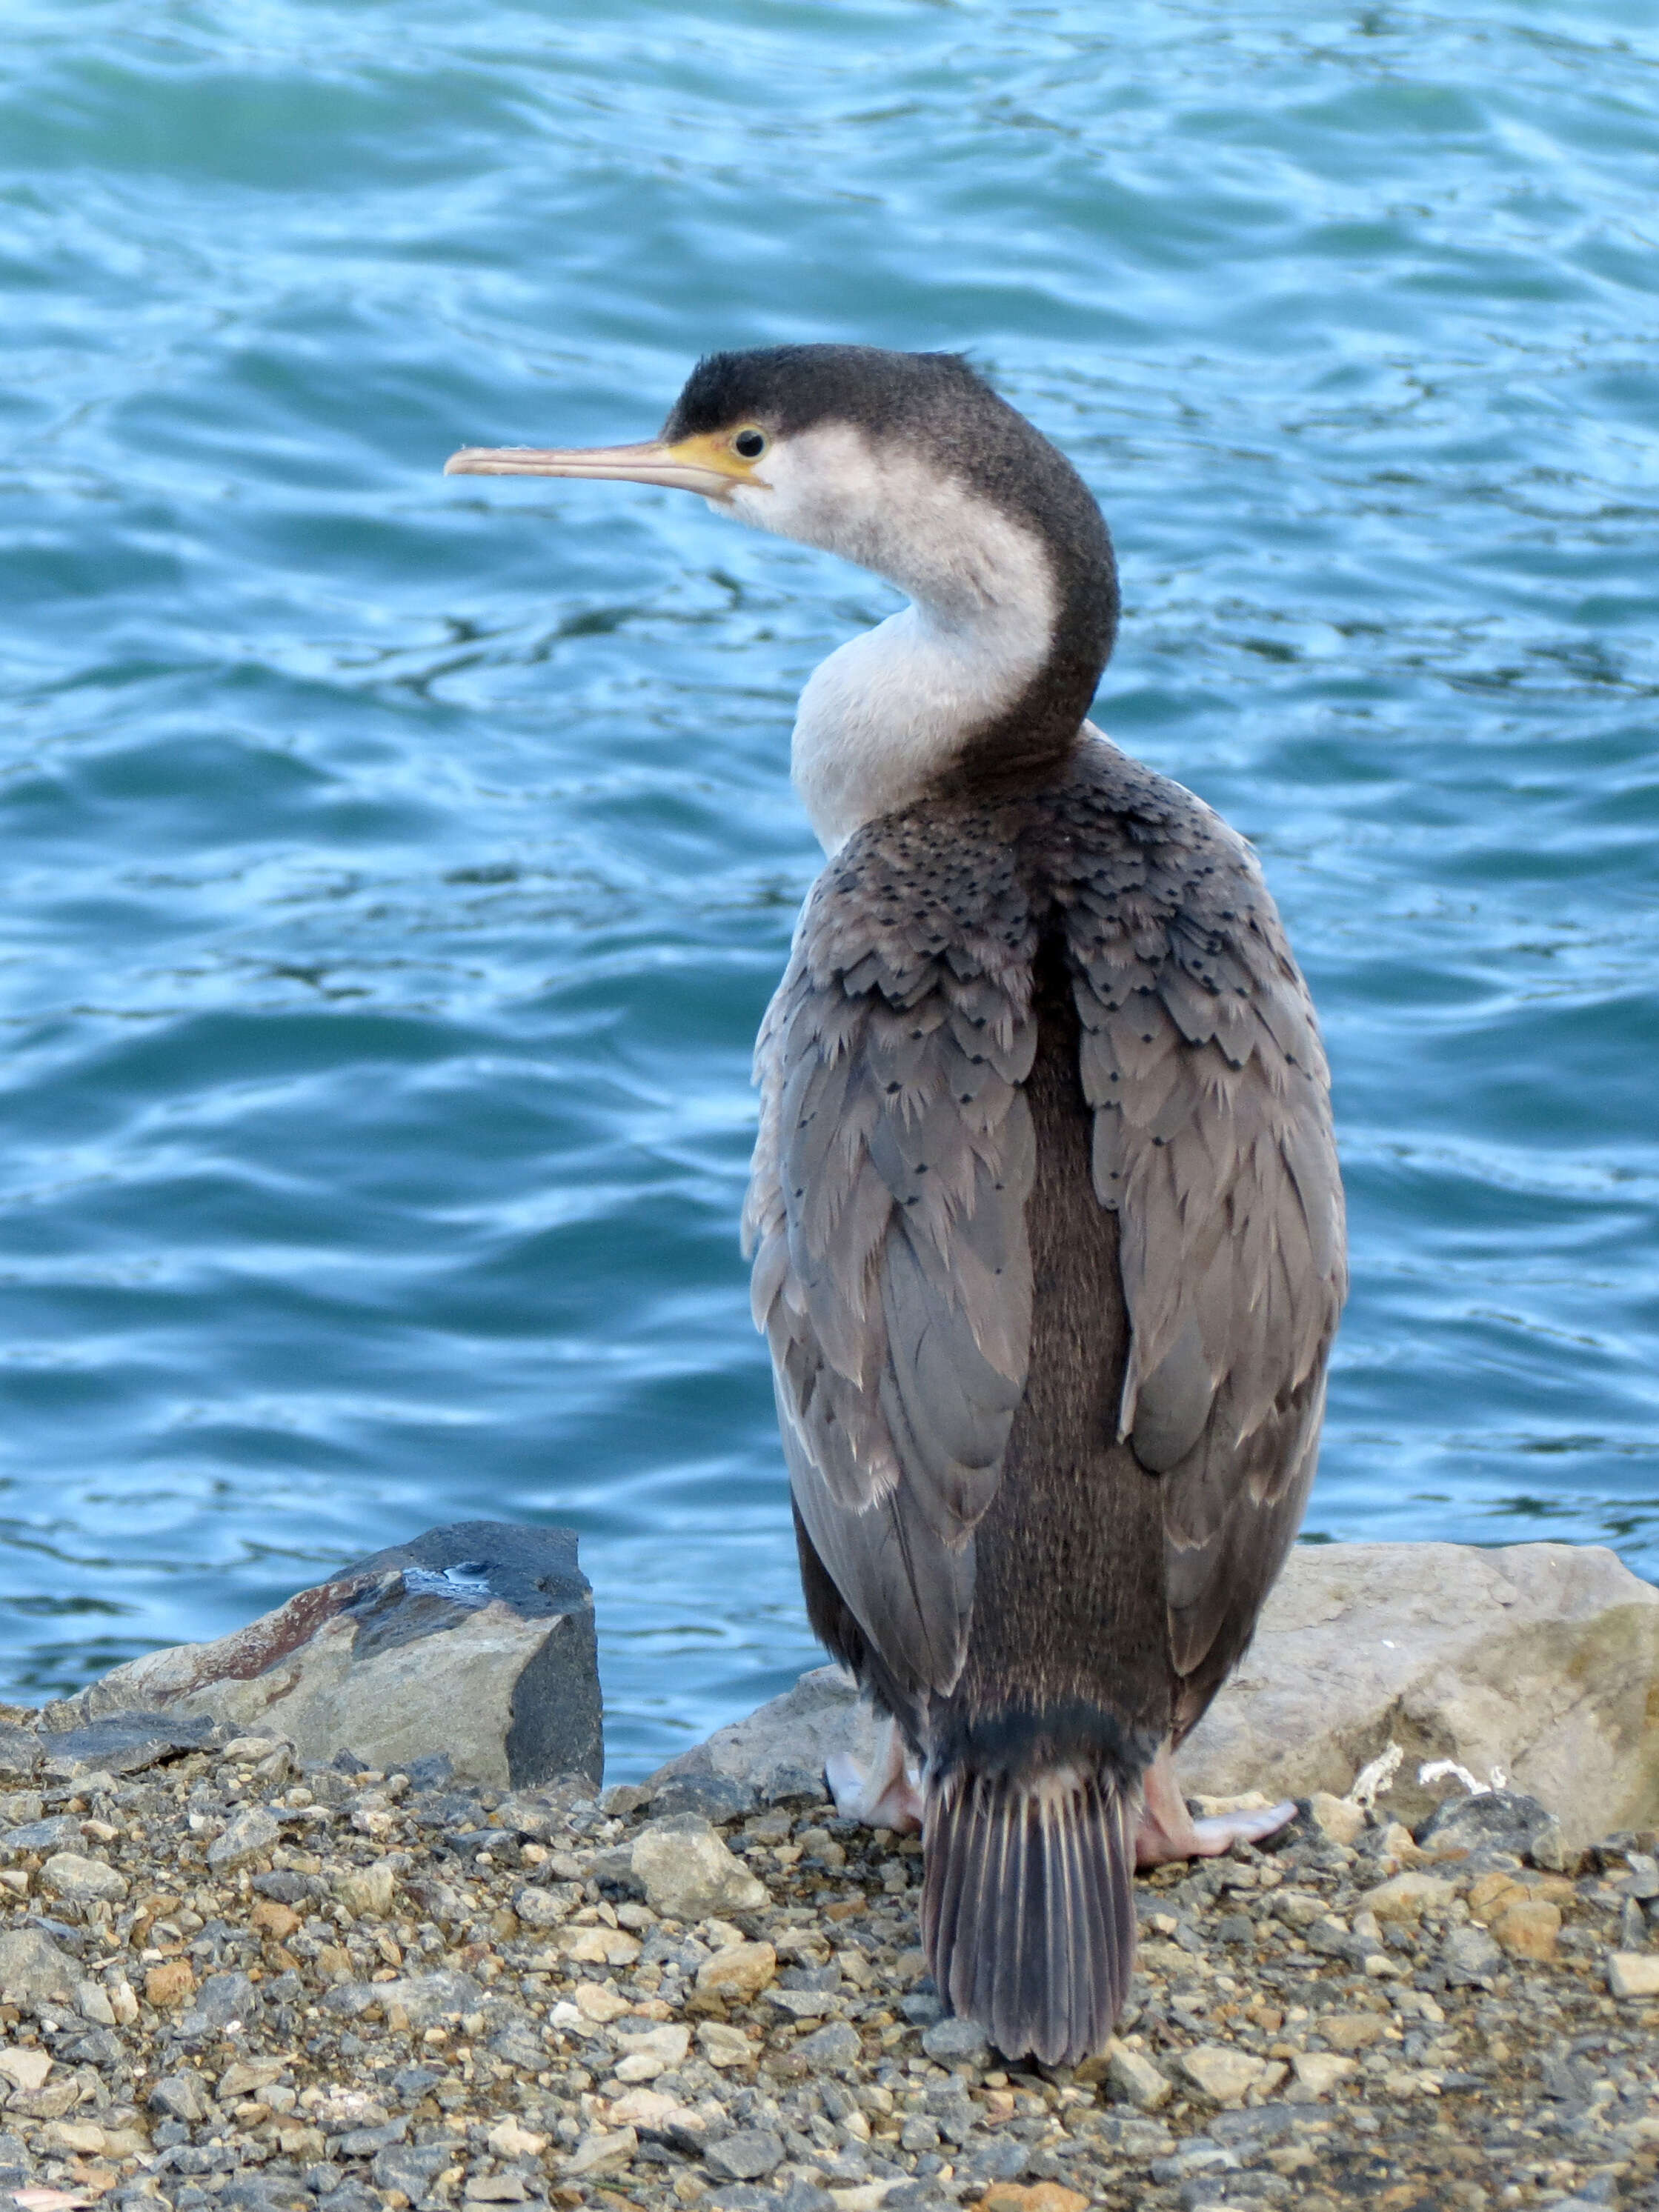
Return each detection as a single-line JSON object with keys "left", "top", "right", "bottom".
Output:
{"left": 1134, "top": 1739, "right": 1295, "bottom": 1867}
{"left": 825, "top": 1716, "right": 923, "bottom": 1834}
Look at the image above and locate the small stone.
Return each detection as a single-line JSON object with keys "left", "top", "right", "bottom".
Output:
{"left": 513, "top": 1885, "right": 573, "bottom": 1930}
{"left": 485, "top": 2118, "right": 548, "bottom": 2160}
{"left": 630, "top": 1815, "right": 768, "bottom": 1919}
{"left": 978, "top": 2190, "right": 1088, "bottom": 2212}
{"left": 75, "top": 1979, "right": 116, "bottom": 2026}
{"left": 1306, "top": 1793, "right": 1366, "bottom": 1847}
{"left": 39, "top": 1851, "right": 127, "bottom": 1903}
{"left": 222, "top": 1736, "right": 287, "bottom": 1763}
{"left": 150, "top": 2073, "right": 210, "bottom": 2124}
{"left": 703, "top": 2125, "right": 785, "bottom": 2182}
{"left": 768, "top": 1985, "right": 834, "bottom": 2018}
{"left": 573, "top": 1982, "right": 633, "bottom": 2024}
{"left": 333, "top": 1863, "right": 396, "bottom": 1919}
{"left": 207, "top": 1806, "right": 282, "bottom": 1868}
{"left": 795, "top": 2020, "right": 862, "bottom": 2071}
{"left": 251, "top": 1899, "right": 301, "bottom": 1942}
{"left": 0, "top": 2049, "right": 52, "bottom": 2093}
{"left": 1320, "top": 2013, "right": 1389, "bottom": 2053}
{"left": 1415, "top": 1790, "right": 1563, "bottom": 1871}
{"left": 696, "top": 1940, "right": 777, "bottom": 2002}
{"left": 1359, "top": 1872, "right": 1457, "bottom": 1923}
{"left": 39, "top": 2119, "right": 106, "bottom": 2156}
{"left": 1607, "top": 1952, "right": 1659, "bottom": 1999}
{"left": 922, "top": 2016, "right": 991, "bottom": 2067}
{"left": 1177, "top": 2045, "right": 1278, "bottom": 2104}
{"left": 1442, "top": 1925, "right": 1503, "bottom": 1986}
{"left": 562, "top": 2127, "right": 636, "bottom": 2179}
{"left": 1492, "top": 1899, "right": 1560, "bottom": 1960}
{"left": 611, "top": 2022, "right": 691, "bottom": 2080}
{"left": 1103, "top": 2042, "right": 1171, "bottom": 2111}
{"left": 0, "top": 1929, "right": 82, "bottom": 2010}
{"left": 559, "top": 1924, "right": 640, "bottom": 1966}
{"left": 1291, "top": 2052, "right": 1358, "bottom": 2096}
{"left": 146, "top": 1959, "right": 197, "bottom": 2009}
{"left": 696, "top": 2021, "right": 757, "bottom": 2069}
{"left": 608, "top": 2087, "right": 701, "bottom": 2133}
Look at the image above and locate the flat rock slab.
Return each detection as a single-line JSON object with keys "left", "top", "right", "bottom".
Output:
{"left": 41, "top": 1521, "right": 602, "bottom": 1792}
{"left": 646, "top": 1541, "right": 1659, "bottom": 1847}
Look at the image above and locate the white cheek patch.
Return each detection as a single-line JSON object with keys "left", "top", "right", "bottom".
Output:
{"left": 714, "top": 425, "right": 1060, "bottom": 850}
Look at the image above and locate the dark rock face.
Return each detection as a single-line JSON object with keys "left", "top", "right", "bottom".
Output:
{"left": 39, "top": 1520, "right": 602, "bottom": 1792}
{"left": 343, "top": 1522, "right": 602, "bottom": 1790}
{"left": 1415, "top": 1789, "right": 1565, "bottom": 1870}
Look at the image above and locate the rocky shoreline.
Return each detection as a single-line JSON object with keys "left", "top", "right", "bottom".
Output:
{"left": 0, "top": 1699, "right": 1653, "bottom": 2212}
{"left": 0, "top": 1525, "right": 1655, "bottom": 2212}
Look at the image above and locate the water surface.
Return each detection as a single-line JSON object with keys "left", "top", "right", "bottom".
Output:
{"left": 1, "top": 0, "right": 1655, "bottom": 1774}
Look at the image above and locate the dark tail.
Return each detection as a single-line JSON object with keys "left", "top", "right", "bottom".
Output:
{"left": 922, "top": 1762, "right": 1137, "bottom": 2068}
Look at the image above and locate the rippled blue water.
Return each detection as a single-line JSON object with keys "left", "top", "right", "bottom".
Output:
{"left": 2, "top": 0, "right": 1655, "bottom": 1776}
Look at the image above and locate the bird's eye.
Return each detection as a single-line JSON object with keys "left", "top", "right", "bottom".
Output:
{"left": 732, "top": 427, "right": 767, "bottom": 461}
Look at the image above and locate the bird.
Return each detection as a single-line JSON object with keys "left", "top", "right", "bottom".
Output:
{"left": 446, "top": 344, "right": 1346, "bottom": 2068}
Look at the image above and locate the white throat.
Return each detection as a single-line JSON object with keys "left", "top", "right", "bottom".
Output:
{"left": 722, "top": 424, "right": 1059, "bottom": 851}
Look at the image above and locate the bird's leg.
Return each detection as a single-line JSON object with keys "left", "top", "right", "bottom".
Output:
{"left": 1135, "top": 1739, "right": 1295, "bottom": 1865}
{"left": 825, "top": 1715, "right": 924, "bottom": 1834}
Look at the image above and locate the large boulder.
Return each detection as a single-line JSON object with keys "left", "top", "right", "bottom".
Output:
{"left": 645, "top": 1542, "right": 1659, "bottom": 1848}
{"left": 43, "top": 1522, "right": 602, "bottom": 1792}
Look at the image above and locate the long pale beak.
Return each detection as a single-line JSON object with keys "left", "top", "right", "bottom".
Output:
{"left": 443, "top": 435, "right": 757, "bottom": 499}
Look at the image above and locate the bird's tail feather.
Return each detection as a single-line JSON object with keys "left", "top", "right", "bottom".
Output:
{"left": 922, "top": 1762, "right": 1137, "bottom": 2068}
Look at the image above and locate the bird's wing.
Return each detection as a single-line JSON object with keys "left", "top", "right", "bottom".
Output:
{"left": 744, "top": 821, "right": 1038, "bottom": 1704}
{"left": 1058, "top": 750, "right": 1346, "bottom": 1728}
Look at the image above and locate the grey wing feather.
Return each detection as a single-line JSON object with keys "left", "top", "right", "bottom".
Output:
{"left": 744, "top": 830, "right": 1038, "bottom": 1703}
{"left": 1060, "top": 748, "right": 1346, "bottom": 1723}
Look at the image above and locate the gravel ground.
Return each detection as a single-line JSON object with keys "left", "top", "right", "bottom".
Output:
{"left": 0, "top": 1716, "right": 1654, "bottom": 2212}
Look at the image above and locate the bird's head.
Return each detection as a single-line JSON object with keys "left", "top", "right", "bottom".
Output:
{"left": 447, "top": 344, "right": 1116, "bottom": 632}
{"left": 448, "top": 345, "right": 1119, "bottom": 841}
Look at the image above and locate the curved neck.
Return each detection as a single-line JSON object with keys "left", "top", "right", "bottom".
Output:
{"left": 756, "top": 427, "right": 1117, "bottom": 851}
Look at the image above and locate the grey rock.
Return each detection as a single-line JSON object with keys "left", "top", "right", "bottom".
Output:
{"left": 643, "top": 1665, "right": 879, "bottom": 1816}
{"left": 920, "top": 2016, "right": 991, "bottom": 2068}
{"left": 62, "top": 2028, "right": 124, "bottom": 2068}
{"left": 1106, "top": 2042, "right": 1173, "bottom": 2111}
{"left": 0, "top": 1816, "right": 84, "bottom": 1856}
{"left": 371, "top": 2142, "right": 453, "bottom": 2199}
{"left": 42, "top": 1520, "right": 602, "bottom": 1793}
{"left": 220, "top": 2182, "right": 310, "bottom": 2212}
{"left": 628, "top": 1814, "right": 768, "bottom": 1919}
{"left": 322, "top": 1980, "right": 382, "bottom": 2019}
{"left": 488, "top": 2021, "right": 546, "bottom": 2071}
{"left": 33, "top": 1708, "right": 220, "bottom": 1776}
{"left": 767, "top": 1987, "right": 834, "bottom": 2019}
{"left": 704, "top": 2127, "right": 786, "bottom": 2182}
{"left": 0, "top": 1928, "right": 80, "bottom": 2009}
{"left": 209, "top": 1804, "right": 281, "bottom": 1867}
{"left": 386, "top": 1969, "right": 484, "bottom": 2026}
{"left": 900, "top": 1993, "right": 943, "bottom": 2026}
{"left": 1176, "top": 1542, "right": 1659, "bottom": 1846}
{"left": 337, "top": 2117, "right": 408, "bottom": 2156}
{"left": 1415, "top": 1790, "right": 1565, "bottom": 1870}
{"left": 39, "top": 1850, "right": 127, "bottom": 1902}
{"left": 794, "top": 2021, "right": 862, "bottom": 2071}
{"left": 0, "top": 1727, "right": 41, "bottom": 1781}
{"left": 963, "top": 2139, "right": 1030, "bottom": 2184}
{"left": 1443, "top": 1925, "right": 1503, "bottom": 1986}
{"left": 150, "top": 2073, "right": 211, "bottom": 2124}
{"left": 649, "top": 1770, "right": 756, "bottom": 1822}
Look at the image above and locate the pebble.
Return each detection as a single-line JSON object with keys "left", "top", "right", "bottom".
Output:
{"left": 0, "top": 1717, "right": 1638, "bottom": 2212}
{"left": 630, "top": 1813, "right": 769, "bottom": 1917}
